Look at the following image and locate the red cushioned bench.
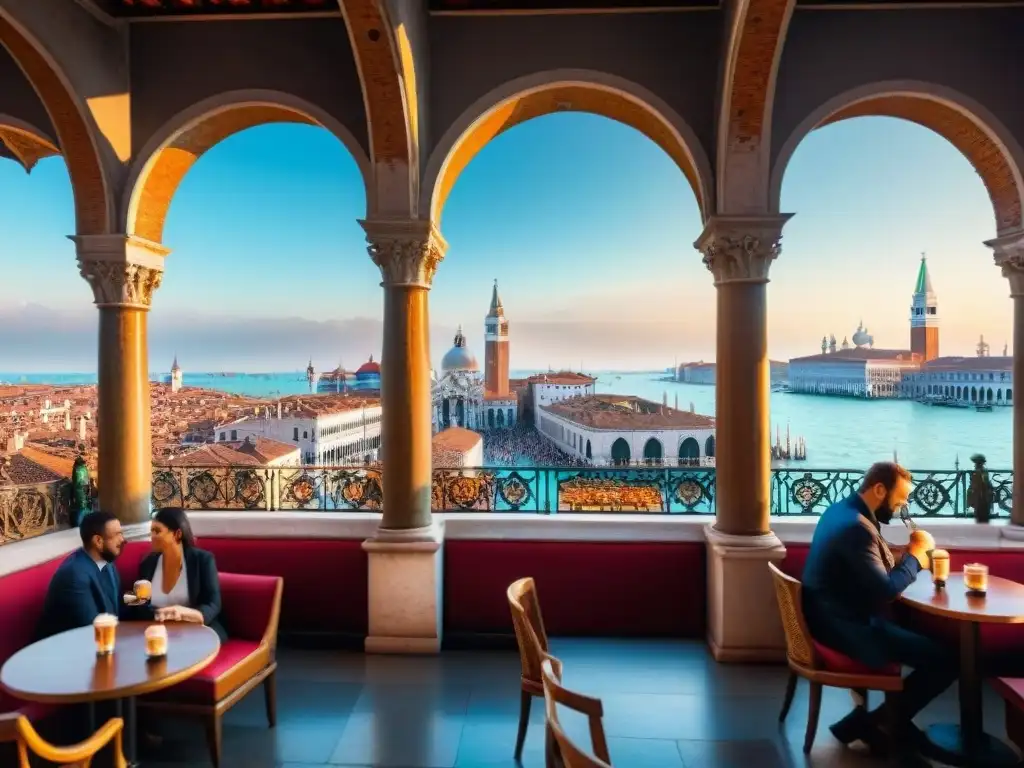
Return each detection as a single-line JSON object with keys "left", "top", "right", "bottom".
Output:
{"left": 992, "top": 678, "right": 1024, "bottom": 753}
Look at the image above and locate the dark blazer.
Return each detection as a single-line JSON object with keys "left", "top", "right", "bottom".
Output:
{"left": 801, "top": 494, "right": 922, "bottom": 667}
{"left": 35, "top": 548, "right": 121, "bottom": 640}
{"left": 132, "top": 547, "right": 227, "bottom": 642}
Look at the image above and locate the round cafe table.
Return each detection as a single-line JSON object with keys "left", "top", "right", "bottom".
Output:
{"left": 900, "top": 573, "right": 1024, "bottom": 767}
{"left": 0, "top": 621, "right": 220, "bottom": 766}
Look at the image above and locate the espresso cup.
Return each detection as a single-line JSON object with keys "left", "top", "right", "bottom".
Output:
{"left": 930, "top": 549, "right": 950, "bottom": 588}
{"left": 93, "top": 613, "right": 118, "bottom": 655}
{"left": 134, "top": 580, "right": 152, "bottom": 601}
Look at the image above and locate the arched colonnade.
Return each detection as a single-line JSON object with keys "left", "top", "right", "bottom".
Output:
{"left": 5, "top": 3, "right": 1024, "bottom": 659}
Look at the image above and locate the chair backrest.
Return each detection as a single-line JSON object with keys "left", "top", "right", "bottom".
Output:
{"left": 541, "top": 658, "right": 612, "bottom": 768}
{"left": 768, "top": 562, "right": 815, "bottom": 669}
{"left": 12, "top": 714, "right": 125, "bottom": 767}
{"left": 219, "top": 572, "right": 283, "bottom": 651}
{"left": 508, "top": 577, "right": 549, "bottom": 685}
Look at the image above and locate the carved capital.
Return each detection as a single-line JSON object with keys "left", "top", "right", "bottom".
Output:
{"left": 360, "top": 219, "right": 448, "bottom": 288}
{"left": 70, "top": 235, "right": 170, "bottom": 310}
{"left": 694, "top": 214, "right": 793, "bottom": 285}
{"left": 986, "top": 231, "right": 1024, "bottom": 297}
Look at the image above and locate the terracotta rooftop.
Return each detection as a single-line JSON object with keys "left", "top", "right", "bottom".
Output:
{"left": 224, "top": 436, "right": 299, "bottom": 463}
{"left": 528, "top": 371, "right": 597, "bottom": 385}
{"left": 790, "top": 348, "right": 918, "bottom": 364}
{"left": 162, "top": 444, "right": 263, "bottom": 467}
{"left": 18, "top": 445, "right": 75, "bottom": 479}
{"left": 0, "top": 452, "right": 64, "bottom": 485}
{"left": 277, "top": 394, "right": 381, "bottom": 418}
{"left": 432, "top": 426, "right": 482, "bottom": 453}
{"left": 919, "top": 356, "right": 1013, "bottom": 372}
{"left": 483, "top": 392, "right": 517, "bottom": 402}
{"left": 543, "top": 395, "right": 715, "bottom": 430}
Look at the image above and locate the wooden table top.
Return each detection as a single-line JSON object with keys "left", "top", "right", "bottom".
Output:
{"left": 0, "top": 622, "right": 220, "bottom": 704}
{"left": 901, "top": 574, "right": 1024, "bottom": 624}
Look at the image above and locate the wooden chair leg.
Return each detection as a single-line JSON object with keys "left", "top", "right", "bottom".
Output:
{"left": 205, "top": 714, "right": 223, "bottom": 768}
{"left": 779, "top": 672, "right": 798, "bottom": 723}
{"left": 264, "top": 670, "right": 278, "bottom": 728}
{"left": 803, "top": 682, "right": 822, "bottom": 754}
{"left": 514, "top": 689, "right": 532, "bottom": 760}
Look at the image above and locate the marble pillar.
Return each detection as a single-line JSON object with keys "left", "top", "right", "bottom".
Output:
{"left": 987, "top": 233, "right": 1024, "bottom": 535}
{"left": 695, "top": 214, "right": 791, "bottom": 662}
{"left": 72, "top": 234, "right": 169, "bottom": 525}
{"left": 360, "top": 219, "right": 448, "bottom": 653}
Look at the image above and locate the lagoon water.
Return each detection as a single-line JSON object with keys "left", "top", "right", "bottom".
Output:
{"left": 2, "top": 369, "right": 1010, "bottom": 470}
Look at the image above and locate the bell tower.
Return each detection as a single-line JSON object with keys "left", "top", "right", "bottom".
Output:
{"left": 910, "top": 253, "right": 939, "bottom": 361}
{"left": 484, "top": 280, "right": 510, "bottom": 396}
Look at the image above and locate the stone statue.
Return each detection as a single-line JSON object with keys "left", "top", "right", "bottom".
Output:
{"left": 70, "top": 453, "right": 92, "bottom": 527}
{"left": 967, "top": 453, "right": 994, "bottom": 524}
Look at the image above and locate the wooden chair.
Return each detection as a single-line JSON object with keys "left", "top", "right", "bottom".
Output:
{"left": 768, "top": 563, "right": 903, "bottom": 753}
{"left": 0, "top": 712, "right": 127, "bottom": 767}
{"left": 541, "top": 657, "right": 612, "bottom": 768}
{"left": 507, "top": 577, "right": 550, "bottom": 760}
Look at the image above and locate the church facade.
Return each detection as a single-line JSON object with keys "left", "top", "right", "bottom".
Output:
{"left": 431, "top": 283, "right": 518, "bottom": 432}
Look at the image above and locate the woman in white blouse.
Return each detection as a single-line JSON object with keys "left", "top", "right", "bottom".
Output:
{"left": 135, "top": 507, "right": 226, "bottom": 641}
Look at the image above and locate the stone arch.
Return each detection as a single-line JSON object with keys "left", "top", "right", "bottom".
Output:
{"left": 643, "top": 437, "right": 663, "bottom": 463}
{"left": 679, "top": 437, "right": 700, "bottom": 466}
{"left": 0, "top": 114, "right": 58, "bottom": 172}
{"left": 124, "top": 90, "right": 372, "bottom": 244}
{"left": 770, "top": 81, "right": 1024, "bottom": 235}
{"left": 423, "top": 69, "right": 714, "bottom": 225}
{"left": 0, "top": 11, "right": 110, "bottom": 234}
{"left": 611, "top": 437, "right": 631, "bottom": 465}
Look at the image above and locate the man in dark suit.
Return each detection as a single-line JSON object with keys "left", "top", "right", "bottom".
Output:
{"left": 35, "top": 511, "right": 126, "bottom": 640}
{"left": 801, "top": 462, "right": 948, "bottom": 756}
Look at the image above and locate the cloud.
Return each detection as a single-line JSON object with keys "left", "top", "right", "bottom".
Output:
{"left": 0, "top": 304, "right": 712, "bottom": 372}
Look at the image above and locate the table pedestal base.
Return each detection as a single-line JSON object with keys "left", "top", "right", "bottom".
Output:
{"left": 923, "top": 724, "right": 1020, "bottom": 767}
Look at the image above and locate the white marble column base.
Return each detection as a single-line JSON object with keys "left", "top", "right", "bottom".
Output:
{"left": 363, "top": 520, "right": 444, "bottom": 654}
{"left": 705, "top": 524, "right": 787, "bottom": 663}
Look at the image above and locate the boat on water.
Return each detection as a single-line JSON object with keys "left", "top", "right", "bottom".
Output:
{"left": 976, "top": 404, "right": 994, "bottom": 412}
{"left": 920, "top": 396, "right": 970, "bottom": 409}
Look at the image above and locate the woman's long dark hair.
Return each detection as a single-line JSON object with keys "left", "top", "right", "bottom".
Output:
{"left": 153, "top": 506, "right": 196, "bottom": 550}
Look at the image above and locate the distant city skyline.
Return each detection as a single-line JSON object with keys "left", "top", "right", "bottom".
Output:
{"left": 0, "top": 113, "right": 1011, "bottom": 371}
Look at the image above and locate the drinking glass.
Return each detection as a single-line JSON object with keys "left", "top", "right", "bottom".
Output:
{"left": 93, "top": 613, "right": 118, "bottom": 655}
{"left": 930, "top": 549, "right": 950, "bottom": 588}
{"left": 144, "top": 624, "right": 168, "bottom": 659}
{"left": 134, "top": 580, "right": 152, "bottom": 601}
{"left": 964, "top": 563, "right": 989, "bottom": 595}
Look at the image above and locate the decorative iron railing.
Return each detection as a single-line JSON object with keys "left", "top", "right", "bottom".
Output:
{"left": 0, "top": 479, "right": 71, "bottom": 545}
{"left": 151, "top": 465, "right": 1012, "bottom": 518}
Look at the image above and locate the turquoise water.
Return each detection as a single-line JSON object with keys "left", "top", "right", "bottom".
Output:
{"left": 2, "top": 370, "right": 1010, "bottom": 469}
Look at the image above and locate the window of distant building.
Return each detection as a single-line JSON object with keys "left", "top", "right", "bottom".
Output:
{"left": 303, "top": 431, "right": 308, "bottom": 439}
{"left": 293, "top": 427, "right": 299, "bottom": 440}
{"left": 231, "top": 430, "right": 237, "bottom": 441}
{"left": 219, "top": 432, "right": 226, "bottom": 441}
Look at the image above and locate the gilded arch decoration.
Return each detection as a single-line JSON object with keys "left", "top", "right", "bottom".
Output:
{"left": 0, "top": 115, "right": 58, "bottom": 173}
{"left": 0, "top": 12, "right": 110, "bottom": 234}
{"left": 770, "top": 83, "right": 1024, "bottom": 236}
{"left": 423, "top": 69, "right": 713, "bottom": 225}
{"left": 124, "top": 90, "right": 372, "bottom": 243}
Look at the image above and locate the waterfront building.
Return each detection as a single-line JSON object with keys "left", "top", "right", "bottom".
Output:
{"left": 317, "top": 363, "right": 353, "bottom": 394}
{"left": 537, "top": 394, "right": 715, "bottom": 465}
{"left": 677, "top": 361, "right": 787, "bottom": 386}
{"left": 352, "top": 356, "right": 381, "bottom": 392}
{"left": 215, "top": 395, "right": 381, "bottom": 466}
{"left": 525, "top": 371, "right": 597, "bottom": 427}
{"left": 169, "top": 355, "right": 182, "bottom": 393}
{"left": 902, "top": 355, "right": 1013, "bottom": 404}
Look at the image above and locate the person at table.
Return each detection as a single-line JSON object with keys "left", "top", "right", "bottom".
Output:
{"left": 801, "top": 461, "right": 949, "bottom": 756}
{"left": 35, "top": 511, "right": 125, "bottom": 640}
{"left": 132, "top": 506, "right": 227, "bottom": 641}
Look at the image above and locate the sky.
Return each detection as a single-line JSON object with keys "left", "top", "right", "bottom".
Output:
{"left": 0, "top": 112, "right": 1010, "bottom": 372}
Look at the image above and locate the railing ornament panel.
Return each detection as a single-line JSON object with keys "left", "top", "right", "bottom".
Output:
{"left": 0, "top": 480, "right": 70, "bottom": 545}
{"left": 149, "top": 465, "right": 1013, "bottom": 518}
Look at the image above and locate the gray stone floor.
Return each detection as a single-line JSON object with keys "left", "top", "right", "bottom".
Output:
{"left": 110, "top": 640, "right": 1022, "bottom": 766}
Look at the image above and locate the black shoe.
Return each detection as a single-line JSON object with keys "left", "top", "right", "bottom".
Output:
{"left": 829, "top": 708, "right": 891, "bottom": 756}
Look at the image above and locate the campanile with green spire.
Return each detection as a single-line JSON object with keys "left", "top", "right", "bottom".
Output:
{"left": 910, "top": 253, "right": 939, "bottom": 361}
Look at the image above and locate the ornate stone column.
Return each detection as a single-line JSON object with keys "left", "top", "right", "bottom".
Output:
{"left": 360, "top": 218, "right": 447, "bottom": 653}
{"left": 987, "top": 233, "right": 1024, "bottom": 534}
{"left": 72, "top": 234, "right": 168, "bottom": 525}
{"left": 694, "top": 214, "right": 791, "bottom": 662}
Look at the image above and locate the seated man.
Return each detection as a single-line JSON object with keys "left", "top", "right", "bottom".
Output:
{"left": 35, "top": 511, "right": 126, "bottom": 640}
{"left": 801, "top": 461, "right": 951, "bottom": 756}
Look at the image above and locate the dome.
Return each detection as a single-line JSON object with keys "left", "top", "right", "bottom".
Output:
{"left": 441, "top": 327, "right": 479, "bottom": 372}
{"left": 357, "top": 355, "right": 380, "bottom": 375}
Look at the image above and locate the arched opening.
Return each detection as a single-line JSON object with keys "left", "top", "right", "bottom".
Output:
{"left": 679, "top": 437, "right": 700, "bottom": 467}
{"left": 704, "top": 435, "right": 715, "bottom": 458}
{"left": 642, "top": 438, "right": 663, "bottom": 465}
{"left": 425, "top": 71, "right": 712, "bottom": 226}
{"left": 611, "top": 438, "right": 631, "bottom": 466}
{"left": 585, "top": 439, "right": 592, "bottom": 461}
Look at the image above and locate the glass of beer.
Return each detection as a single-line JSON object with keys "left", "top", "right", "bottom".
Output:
{"left": 93, "top": 613, "right": 118, "bottom": 655}
{"left": 930, "top": 549, "right": 950, "bottom": 588}
{"left": 965, "top": 563, "right": 989, "bottom": 595}
{"left": 144, "top": 624, "right": 168, "bottom": 659}
{"left": 134, "top": 580, "right": 152, "bottom": 601}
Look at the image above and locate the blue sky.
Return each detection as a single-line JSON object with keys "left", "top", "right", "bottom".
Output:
{"left": 0, "top": 113, "right": 1010, "bottom": 371}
